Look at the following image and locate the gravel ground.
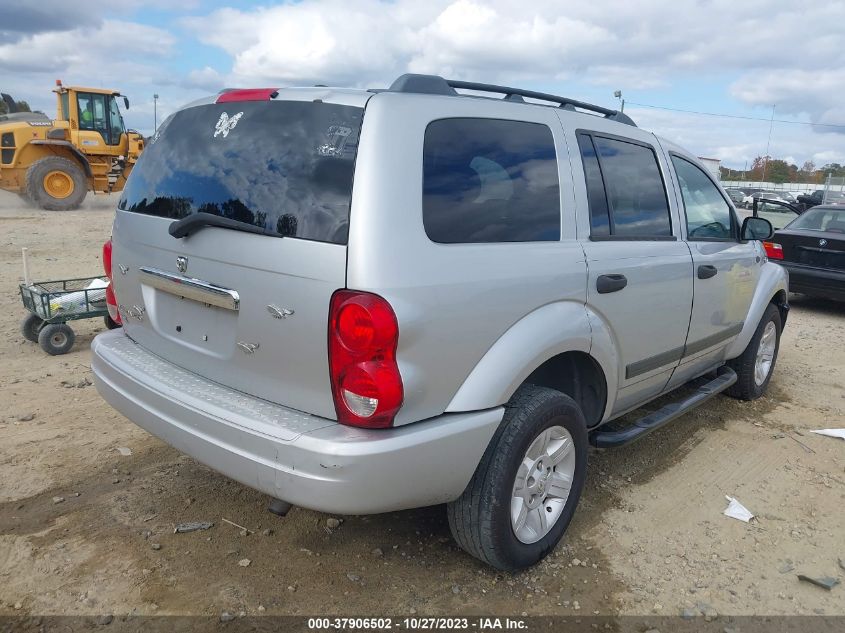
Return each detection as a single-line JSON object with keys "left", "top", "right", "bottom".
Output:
{"left": 1, "top": 191, "right": 843, "bottom": 618}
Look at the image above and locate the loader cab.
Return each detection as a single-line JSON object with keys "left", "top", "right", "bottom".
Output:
{"left": 75, "top": 92, "right": 126, "bottom": 146}
{"left": 55, "top": 83, "right": 129, "bottom": 151}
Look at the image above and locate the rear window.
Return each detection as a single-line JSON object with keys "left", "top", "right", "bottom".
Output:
{"left": 787, "top": 207, "right": 845, "bottom": 232}
{"left": 422, "top": 118, "right": 561, "bottom": 243}
{"left": 118, "top": 100, "right": 363, "bottom": 244}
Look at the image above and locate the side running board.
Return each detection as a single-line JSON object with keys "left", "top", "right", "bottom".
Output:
{"left": 589, "top": 366, "right": 738, "bottom": 448}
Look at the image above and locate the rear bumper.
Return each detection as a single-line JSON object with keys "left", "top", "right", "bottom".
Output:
{"left": 91, "top": 330, "right": 502, "bottom": 514}
{"left": 781, "top": 262, "right": 845, "bottom": 301}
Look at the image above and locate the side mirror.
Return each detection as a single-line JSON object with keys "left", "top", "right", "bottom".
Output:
{"left": 123, "top": 96, "right": 130, "bottom": 110}
{"left": 741, "top": 216, "right": 773, "bottom": 241}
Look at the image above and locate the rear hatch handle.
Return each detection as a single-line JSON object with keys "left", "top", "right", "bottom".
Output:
{"left": 139, "top": 266, "right": 240, "bottom": 311}
{"left": 169, "top": 212, "right": 281, "bottom": 239}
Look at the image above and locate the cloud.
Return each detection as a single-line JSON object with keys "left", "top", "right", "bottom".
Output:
{"left": 0, "top": 3, "right": 100, "bottom": 42}
{"left": 0, "top": 19, "right": 174, "bottom": 74}
{"left": 0, "top": 17, "right": 181, "bottom": 133}
{"left": 185, "top": 1, "right": 845, "bottom": 85}
{"left": 183, "top": 66, "right": 226, "bottom": 92}
{"left": 630, "top": 106, "right": 845, "bottom": 169}
{"left": 177, "top": 0, "right": 845, "bottom": 166}
{"left": 731, "top": 69, "right": 845, "bottom": 136}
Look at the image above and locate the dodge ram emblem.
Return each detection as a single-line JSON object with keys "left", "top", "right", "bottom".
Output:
{"left": 176, "top": 256, "right": 188, "bottom": 273}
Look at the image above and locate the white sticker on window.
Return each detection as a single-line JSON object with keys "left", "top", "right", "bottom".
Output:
{"left": 214, "top": 111, "right": 243, "bottom": 138}
{"left": 318, "top": 125, "right": 352, "bottom": 156}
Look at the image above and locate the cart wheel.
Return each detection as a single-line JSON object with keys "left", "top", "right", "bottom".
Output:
{"left": 38, "top": 323, "right": 76, "bottom": 355}
{"left": 21, "top": 314, "right": 46, "bottom": 343}
{"left": 104, "top": 315, "right": 121, "bottom": 330}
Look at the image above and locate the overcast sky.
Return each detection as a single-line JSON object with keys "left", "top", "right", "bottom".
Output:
{"left": 2, "top": 0, "right": 844, "bottom": 169}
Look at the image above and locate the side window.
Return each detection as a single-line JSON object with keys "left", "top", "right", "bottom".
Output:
{"left": 77, "top": 93, "right": 107, "bottom": 136}
{"left": 60, "top": 93, "right": 69, "bottom": 121}
{"left": 108, "top": 96, "right": 125, "bottom": 144}
{"left": 423, "top": 118, "right": 561, "bottom": 243}
{"left": 77, "top": 93, "right": 94, "bottom": 130}
{"left": 671, "top": 156, "right": 734, "bottom": 239}
{"left": 92, "top": 95, "right": 107, "bottom": 131}
{"left": 577, "top": 132, "right": 672, "bottom": 238}
{"left": 576, "top": 134, "right": 610, "bottom": 237}
{"left": 592, "top": 136, "right": 672, "bottom": 237}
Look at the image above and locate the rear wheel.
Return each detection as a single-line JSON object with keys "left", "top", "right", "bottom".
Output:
{"left": 726, "top": 303, "right": 781, "bottom": 400}
{"left": 38, "top": 323, "right": 76, "bottom": 355}
{"left": 21, "top": 313, "right": 45, "bottom": 342}
{"left": 104, "top": 315, "right": 121, "bottom": 330}
{"left": 26, "top": 156, "right": 87, "bottom": 211}
{"left": 447, "top": 385, "right": 588, "bottom": 571}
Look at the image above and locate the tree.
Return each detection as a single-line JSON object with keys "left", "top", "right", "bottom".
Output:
{"left": 765, "top": 159, "right": 791, "bottom": 183}
{"left": 820, "top": 163, "right": 845, "bottom": 177}
{"left": 0, "top": 99, "right": 32, "bottom": 115}
{"left": 747, "top": 155, "right": 769, "bottom": 181}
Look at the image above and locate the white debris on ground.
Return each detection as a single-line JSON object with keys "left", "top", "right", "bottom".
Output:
{"left": 810, "top": 429, "right": 845, "bottom": 440}
{"left": 723, "top": 496, "right": 755, "bottom": 523}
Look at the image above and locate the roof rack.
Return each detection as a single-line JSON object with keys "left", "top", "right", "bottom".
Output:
{"left": 387, "top": 74, "right": 636, "bottom": 126}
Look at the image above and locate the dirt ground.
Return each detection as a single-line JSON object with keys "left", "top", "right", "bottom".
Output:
{"left": 1, "top": 190, "right": 843, "bottom": 619}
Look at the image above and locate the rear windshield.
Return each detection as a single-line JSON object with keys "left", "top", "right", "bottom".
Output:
{"left": 118, "top": 100, "right": 363, "bottom": 244}
{"left": 787, "top": 207, "right": 845, "bottom": 232}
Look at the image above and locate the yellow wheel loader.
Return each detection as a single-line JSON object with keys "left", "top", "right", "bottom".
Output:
{"left": 0, "top": 81, "right": 144, "bottom": 210}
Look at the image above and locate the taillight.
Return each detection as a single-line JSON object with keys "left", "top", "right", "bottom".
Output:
{"left": 103, "top": 239, "right": 121, "bottom": 324}
{"left": 328, "top": 290, "right": 403, "bottom": 428}
{"left": 763, "top": 241, "right": 784, "bottom": 260}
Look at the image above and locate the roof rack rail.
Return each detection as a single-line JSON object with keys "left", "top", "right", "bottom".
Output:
{"left": 387, "top": 74, "right": 636, "bottom": 126}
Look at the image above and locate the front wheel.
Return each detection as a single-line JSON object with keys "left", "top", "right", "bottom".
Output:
{"left": 38, "top": 323, "right": 76, "bottom": 355}
{"left": 25, "top": 156, "right": 87, "bottom": 211}
{"left": 447, "top": 385, "right": 588, "bottom": 571}
{"left": 726, "top": 303, "right": 781, "bottom": 400}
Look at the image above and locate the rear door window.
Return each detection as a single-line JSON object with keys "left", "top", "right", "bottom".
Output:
{"left": 118, "top": 100, "right": 363, "bottom": 245}
{"left": 423, "top": 118, "right": 561, "bottom": 243}
{"left": 577, "top": 132, "right": 672, "bottom": 238}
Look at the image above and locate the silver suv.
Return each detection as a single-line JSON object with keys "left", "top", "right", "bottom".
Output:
{"left": 92, "top": 74, "right": 788, "bottom": 571}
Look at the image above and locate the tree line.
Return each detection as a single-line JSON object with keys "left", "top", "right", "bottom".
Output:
{"left": 0, "top": 99, "right": 32, "bottom": 115}
{"left": 720, "top": 156, "right": 845, "bottom": 184}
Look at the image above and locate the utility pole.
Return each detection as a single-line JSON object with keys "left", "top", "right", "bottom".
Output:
{"left": 613, "top": 90, "right": 625, "bottom": 112}
{"left": 153, "top": 94, "right": 159, "bottom": 132}
{"left": 761, "top": 104, "right": 775, "bottom": 183}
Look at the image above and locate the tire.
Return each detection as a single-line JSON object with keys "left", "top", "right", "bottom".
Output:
{"left": 447, "top": 385, "right": 588, "bottom": 571}
{"left": 104, "top": 315, "right": 121, "bottom": 330}
{"left": 25, "top": 156, "right": 87, "bottom": 211}
{"left": 38, "top": 323, "right": 76, "bottom": 355}
{"left": 21, "top": 313, "right": 45, "bottom": 342}
{"left": 726, "top": 303, "right": 781, "bottom": 400}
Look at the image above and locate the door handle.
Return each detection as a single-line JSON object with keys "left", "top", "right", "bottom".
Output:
{"left": 596, "top": 274, "right": 628, "bottom": 294}
{"left": 697, "top": 265, "right": 718, "bottom": 280}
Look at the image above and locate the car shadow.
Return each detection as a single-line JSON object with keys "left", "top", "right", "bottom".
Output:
{"left": 788, "top": 293, "right": 845, "bottom": 316}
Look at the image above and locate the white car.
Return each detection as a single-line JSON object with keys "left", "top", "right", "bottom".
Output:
{"left": 742, "top": 191, "right": 791, "bottom": 209}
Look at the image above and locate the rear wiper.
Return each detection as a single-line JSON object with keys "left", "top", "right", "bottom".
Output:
{"left": 169, "top": 212, "right": 281, "bottom": 239}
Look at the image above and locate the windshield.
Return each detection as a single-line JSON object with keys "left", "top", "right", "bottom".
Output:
{"left": 118, "top": 100, "right": 363, "bottom": 245}
{"left": 786, "top": 207, "right": 845, "bottom": 233}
